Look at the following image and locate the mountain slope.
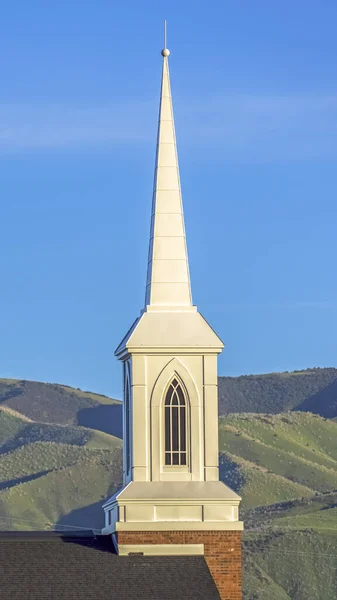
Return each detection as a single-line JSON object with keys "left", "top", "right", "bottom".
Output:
{"left": 0, "top": 451, "right": 122, "bottom": 532}
{"left": 0, "top": 407, "right": 122, "bottom": 531}
{"left": 219, "top": 412, "right": 337, "bottom": 509}
{"left": 1, "top": 374, "right": 337, "bottom": 598}
{"left": 218, "top": 367, "right": 337, "bottom": 416}
{"left": 244, "top": 529, "right": 337, "bottom": 600}
{"left": 218, "top": 414, "right": 337, "bottom": 598}
{"left": 243, "top": 493, "right": 337, "bottom": 600}
{"left": 1, "top": 406, "right": 335, "bottom": 531}
{"left": 0, "top": 408, "right": 121, "bottom": 453}
{"left": 0, "top": 378, "right": 121, "bottom": 422}
{"left": 2, "top": 367, "right": 337, "bottom": 432}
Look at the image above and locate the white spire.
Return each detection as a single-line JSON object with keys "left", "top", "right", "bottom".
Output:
{"left": 145, "top": 26, "right": 193, "bottom": 310}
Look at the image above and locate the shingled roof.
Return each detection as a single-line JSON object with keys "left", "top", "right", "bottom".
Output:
{"left": 0, "top": 531, "right": 221, "bottom": 599}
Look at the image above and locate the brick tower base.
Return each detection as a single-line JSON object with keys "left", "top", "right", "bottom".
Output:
{"left": 117, "top": 530, "right": 242, "bottom": 600}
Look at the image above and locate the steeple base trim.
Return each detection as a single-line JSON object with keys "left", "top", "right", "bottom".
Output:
{"left": 117, "top": 543, "right": 204, "bottom": 556}
{"left": 116, "top": 530, "right": 242, "bottom": 600}
{"left": 102, "top": 481, "right": 243, "bottom": 535}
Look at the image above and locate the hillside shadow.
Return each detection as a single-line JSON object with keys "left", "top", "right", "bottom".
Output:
{"left": 219, "top": 453, "right": 245, "bottom": 494}
{"left": 0, "top": 433, "right": 30, "bottom": 455}
{"left": 56, "top": 500, "right": 106, "bottom": 533}
{"left": 0, "top": 470, "right": 52, "bottom": 491}
{"left": 297, "top": 379, "right": 337, "bottom": 418}
{"left": 56, "top": 479, "right": 121, "bottom": 534}
{"left": 0, "top": 387, "right": 24, "bottom": 403}
{"left": 77, "top": 404, "right": 123, "bottom": 439}
{"left": 320, "top": 502, "right": 337, "bottom": 511}
{"left": 60, "top": 532, "right": 116, "bottom": 553}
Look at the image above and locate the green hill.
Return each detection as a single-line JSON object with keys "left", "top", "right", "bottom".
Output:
{"left": 217, "top": 413, "right": 337, "bottom": 598}
{"left": 0, "top": 406, "right": 121, "bottom": 453}
{"left": 244, "top": 528, "right": 337, "bottom": 600}
{"left": 0, "top": 378, "right": 123, "bottom": 438}
{"left": 0, "top": 407, "right": 122, "bottom": 531}
{"left": 1, "top": 374, "right": 337, "bottom": 598}
{"left": 243, "top": 492, "right": 337, "bottom": 599}
{"left": 2, "top": 367, "right": 337, "bottom": 434}
{"left": 0, "top": 451, "right": 122, "bottom": 532}
{"left": 218, "top": 367, "right": 337, "bottom": 416}
{"left": 219, "top": 412, "right": 337, "bottom": 509}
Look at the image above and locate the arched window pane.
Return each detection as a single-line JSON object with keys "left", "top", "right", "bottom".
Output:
{"left": 165, "top": 406, "right": 170, "bottom": 454}
{"left": 165, "top": 383, "right": 174, "bottom": 406}
{"left": 172, "top": 453, "right": 179, "bottom": 465}
{"left": 164, "top": 379, "right": 187, "bottom": 466}
{"left": 176, "top": 385, "right": 185, "bottom": 406}
{"left": 172, "top": 406, "right": 179, "bottom": 450}
{"left": 180, "top": 404, "right": 186, "bottom": 451}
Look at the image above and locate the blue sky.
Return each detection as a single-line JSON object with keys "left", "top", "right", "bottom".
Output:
{"left": 1, "top": 0, "right": 337, "bottom": 399}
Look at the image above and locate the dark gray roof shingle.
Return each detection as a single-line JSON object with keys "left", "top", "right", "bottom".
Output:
{"left": 0, "top": 531, "right": 221, "bottom": 599}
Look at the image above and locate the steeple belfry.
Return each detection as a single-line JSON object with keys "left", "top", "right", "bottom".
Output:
{"left": 145, "top": 31, "right": 192, "bottom": 309}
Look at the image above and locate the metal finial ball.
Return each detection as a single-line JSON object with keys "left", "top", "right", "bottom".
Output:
{"left": 161, "top": 48, "right": 170, "bottom": 57}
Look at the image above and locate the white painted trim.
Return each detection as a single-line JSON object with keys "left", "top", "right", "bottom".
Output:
{"left": 104, "top": 498, "right": 241, "bottom": 508}
{"left": 151, "top": 357, "right": 202, "bottom": 482}
{"left": 118, "top": 543, "right": 204, "bottom": 556}
{"left": 127, "top": 347, "right": 223, "bottom": 355}
{"left": 115, "top": 521, "right": 244, "bottom": 532}
{"left": 145, "top": 305, "right": 198, "bottom": 313}
{"left": 161, "top": 373, "right": 190, "bottom": 473}
{"left": 151, "top": 358, "right": 199, "bottom": 407}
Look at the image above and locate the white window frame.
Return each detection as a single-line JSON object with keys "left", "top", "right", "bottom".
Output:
{"left": 162, "top": 376, "right": 190, "bottom": 472}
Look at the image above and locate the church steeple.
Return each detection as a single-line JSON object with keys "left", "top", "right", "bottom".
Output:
{"left": 104, "top": 30, "right": 242, "bottom": 584}
{"left": 145, "top": 26, "right": 192, "bottom": 310}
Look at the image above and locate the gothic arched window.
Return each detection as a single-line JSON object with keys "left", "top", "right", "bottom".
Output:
{"left": 164, "top": 378, "right": 187, "bottom": 466}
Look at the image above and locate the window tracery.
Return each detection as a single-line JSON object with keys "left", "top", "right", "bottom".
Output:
{"left": 164, "top": 378, "right": 187, "bottom": 466}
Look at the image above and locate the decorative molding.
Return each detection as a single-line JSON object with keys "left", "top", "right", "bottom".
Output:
{"left": 125, "top": 347, "right": 223, "bottom": 355}
{"left": 115, "top": 521, "right": 244, "bottom": 532}
{"left": 151, "top": 357, "right": 199, "bottom": 408}
{"left": 118, "top": 543, "right": 204, "bottom": 556}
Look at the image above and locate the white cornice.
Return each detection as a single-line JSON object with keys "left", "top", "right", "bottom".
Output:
{"left": 114, "top": 521, "right": 244, "bottom": 532}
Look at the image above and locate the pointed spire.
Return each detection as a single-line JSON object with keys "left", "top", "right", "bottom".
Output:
{"left": 145, "top": 25, "right": 193, "bottom": 311}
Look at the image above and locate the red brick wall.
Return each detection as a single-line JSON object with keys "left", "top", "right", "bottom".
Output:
{"left": 117, "top": 530, "right": 242, "bottom": 600}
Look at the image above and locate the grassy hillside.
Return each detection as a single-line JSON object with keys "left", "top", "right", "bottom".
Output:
{"left": 1, "top": 374, "right": 337, "bottom": 598}
{"left": 0, "top": 451, "right": 122, "bottom": 532}
{"left": 0, "top": 408, "right": 122, "bottom": 531}
{"left": 218, "top": 367, "right": 337, "bottom": 416}
{"left": 217, "top": 414, "right": 337, "bottom": 598}
{"left": 243, "top": 493, "right": 337, "bottom": 599}
{"left": 0, "top": 407, "right": 120, "bottom": 453}
{"left": 219, "top": 412, "right": 337, "bottom": 509}
{"left": 244, "top": 529, "right": 337, "bottom": 600}
{"left": 1, "top": 406, "right": 335, "bottom": 528}
{"left": 0, "top": 378, "right": 121, "bottom": 422}
{"left": 2, "top": 367, "right": 337, "bottom": 432}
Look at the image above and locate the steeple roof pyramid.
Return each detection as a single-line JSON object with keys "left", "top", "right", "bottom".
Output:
{"left": 115, "top": 31, "right": 223, "bottom": 357}
{"left": 145, "top": 42, "right": 192, "bottom": 309}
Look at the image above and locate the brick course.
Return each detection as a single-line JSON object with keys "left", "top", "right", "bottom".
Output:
{"left": 117, "top": 530, "right": 242, "bottom": 600}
